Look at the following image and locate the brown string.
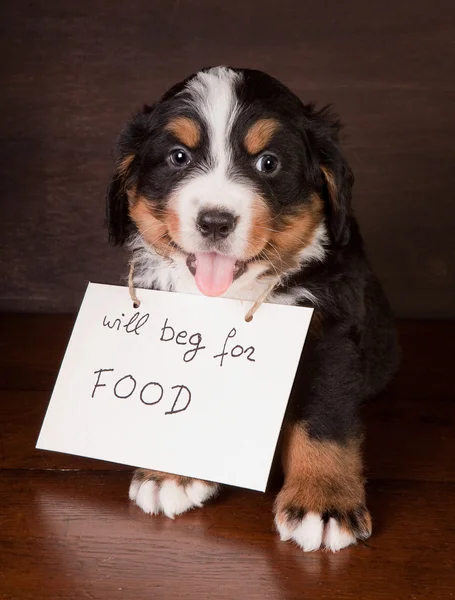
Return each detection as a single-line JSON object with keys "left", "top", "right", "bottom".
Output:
{"left": 244, "top": 278, "right": 280, "bottom": 322}
{"left": 128, "top": 262, "right": 141, "bottom": 308}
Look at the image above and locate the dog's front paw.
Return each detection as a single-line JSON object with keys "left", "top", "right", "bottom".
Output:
{"left": 274, "top": 482, "right": 372, "bottom": 552}
{"left": 129, "top": 469, "right": 219, "bottom": 518}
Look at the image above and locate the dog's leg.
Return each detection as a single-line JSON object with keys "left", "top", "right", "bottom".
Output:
{"left": 274, "top": 423, "right": 371, "bottom": 552}
{"left": 274, "top": 332, "right": 372, "bottom": 552}
{"left": 129, "top": 470, "right": 219, "bottom": 518}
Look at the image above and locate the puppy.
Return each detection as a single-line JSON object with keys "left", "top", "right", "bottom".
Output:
{"left": 106, "top": 66, "right": 399, "bottom": 552}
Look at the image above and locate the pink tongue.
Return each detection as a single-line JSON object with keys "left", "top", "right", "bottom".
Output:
{"left": 194, "top": 253, "right": 236, "bottom": 297}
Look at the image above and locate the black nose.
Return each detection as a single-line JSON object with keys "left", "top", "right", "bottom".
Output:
{"left": 196, "top": 210, "right": 237, "bottom": 241}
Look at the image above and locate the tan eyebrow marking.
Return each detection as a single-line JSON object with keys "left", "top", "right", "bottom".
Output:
{"left": 165, "top": 116, "right": 201, "bottom": 148}
{"left": 244, "top": 118, "right": 280, "bottom": 155}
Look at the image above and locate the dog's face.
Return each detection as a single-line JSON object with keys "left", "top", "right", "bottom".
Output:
{"left": 107, "top": 67, "right": 353, "bottom": 297}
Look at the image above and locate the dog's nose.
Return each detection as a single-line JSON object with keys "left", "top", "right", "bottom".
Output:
{"left": 196, "top": 210, "right": 237, "bottom": 241}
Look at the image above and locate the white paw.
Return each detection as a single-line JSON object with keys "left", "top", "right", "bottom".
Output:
{"left": 129, "top": 476, "right": 218, "bottom": 519}
{"left": 275, "top": 510, "right": 366, "bottom": 552}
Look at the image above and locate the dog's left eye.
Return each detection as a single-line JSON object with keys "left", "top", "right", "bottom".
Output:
{"left": 255, "top": 154, "right": 279, "bottom": 174}
{"left": 169, "top": 148, "right": 191, "bottom": 168}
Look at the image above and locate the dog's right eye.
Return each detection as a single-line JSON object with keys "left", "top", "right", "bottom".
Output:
{"left": 169, "top": 148, "right": 191, "bottom": 168}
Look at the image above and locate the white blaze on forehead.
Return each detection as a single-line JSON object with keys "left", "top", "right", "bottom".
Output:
{"left": 185, "top": 66, "right": 242, "bottom": 171}
{"left": 172, "top": 67, "right": 255, "bottom": 258}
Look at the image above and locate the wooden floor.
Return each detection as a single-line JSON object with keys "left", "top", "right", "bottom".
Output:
{"left": 0, "top": 315, "right": 454, "bottom": 600}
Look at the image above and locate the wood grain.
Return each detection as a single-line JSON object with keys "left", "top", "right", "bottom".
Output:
{"left": 0, "top": 0, "right": 454, "bottom": 316}
{"left": 1, "top": 316, "right": 455, "bottom": 598}
{"left": 1, "top": 473, "right": 454, "bottom": 599}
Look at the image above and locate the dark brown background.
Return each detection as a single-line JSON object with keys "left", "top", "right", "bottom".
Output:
{"left": 1, "top": 0, "right": 454, "bottom": 316}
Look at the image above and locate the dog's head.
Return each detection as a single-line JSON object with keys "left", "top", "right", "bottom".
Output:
{"left": 107, "top": 67, "right": 353, "bottom": 296}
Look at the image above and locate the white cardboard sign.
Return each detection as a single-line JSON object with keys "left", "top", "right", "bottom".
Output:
{"left": 37, "top": 283, "right": 313, "bottom": 491}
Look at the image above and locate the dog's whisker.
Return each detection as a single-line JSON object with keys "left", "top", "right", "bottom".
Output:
{"left": 258, "top": 250, "right": 281, "bottom": 280}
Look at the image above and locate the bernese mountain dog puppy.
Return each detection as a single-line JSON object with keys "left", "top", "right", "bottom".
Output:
{"left": 106, "top": 66, "right": 399, "bottom": 552}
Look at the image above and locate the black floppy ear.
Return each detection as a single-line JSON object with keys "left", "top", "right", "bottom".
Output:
{"left": 106, "top": 155, "right": 136, "bottom": 246}
{"left": 321, "top": 157, "right": 354, "bottom": 247}
{"left": 106, "top": 105, "right": 155, "bottom": 246}
{"left": 301, "top": 104, "right": 354, "bottom": 247}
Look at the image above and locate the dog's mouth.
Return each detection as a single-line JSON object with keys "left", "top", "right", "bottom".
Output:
{"left": 186, "top": 253, "right": 247, "bottom": 297}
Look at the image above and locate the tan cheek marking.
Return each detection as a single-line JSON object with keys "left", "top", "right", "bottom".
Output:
{"left": 275, "top": 194, "right": 323, "bottom": 252}
{"left": 245, "top": 195, "right": 273, "bottom": 258}
{"left": 278, "top": 423, "right": 365, "bottom": 513}
{"left": 244, "top": 118, "right": 280, "bottom": 155}
{"left": 264, "top": 194, "right": 324, "bottom": 272}
{"left": 129, "top": 197, "right": 173, "bottom": 256}
{"left": 166, "top": 116, "right": 201, "bottom": 148}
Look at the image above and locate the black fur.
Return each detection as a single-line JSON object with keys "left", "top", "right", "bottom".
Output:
{"left": 107, "top": 67, "right": 399, "bottom": 443}
{"left": 107, "top": 68, "right": 400, "bottom": 548}
{"left": 107, "top": 67, "right": 399, "bottom": 445}
{"left": 280, "top": 221, "right": 399, "bottom": 443}
{"left": 107, "top": 68, "right": 353, "bottom": 251}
